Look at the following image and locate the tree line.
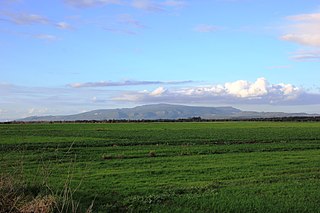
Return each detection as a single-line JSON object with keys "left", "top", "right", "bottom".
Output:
{"left": 1, "top": 116, "right": 320, "bottom": 124}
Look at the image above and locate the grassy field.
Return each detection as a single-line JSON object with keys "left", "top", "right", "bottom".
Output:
{"left": 1, "top": 122, "right": 320, "bottom": 212}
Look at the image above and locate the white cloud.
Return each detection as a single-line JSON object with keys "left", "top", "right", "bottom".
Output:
{"left": 280, "top": 84, "right": 299, "bottom": 96}
{"left": 64, "top": 0, "right": 123, "bottom": 7}
{"left": 34, "top": 34, "right": 58, "bottom": 41}
{"left": 56, "top": 22, "right": 73, "bottom": 30}
{"left": 68, "top": 80, "right": 193, "bottom": 88}
{"left": 64, "top": 0, "right": 186, "bottom": 11}
{"left": 287, "top": 13, "right": 320, "bottom": 21}
{"left": 161, "top": 0, "right": 186, "bottom": 7}
{"left": 179, "top": 78, "right": 298, "bottom": 100}
{"left": 194, "top": 24, "right": 219, "bottom": 33}
{"left": 5, "top": 13, "right": 49, "bottom": 25}
{"left": 0, "top": 11, "right": 73, "bottom": 32}
{"left": 281, "top": 13, "right": 320, "bottom": 47}
{"left": 150, "top": 87, "right": 166, "bottom": 96}
{"left": 290, "top": 49, "right": 320, "bottom": 61}
{"left": 114, "top": 78, "right": 308, "bottom": 105}
{"left": 66, "top": 0, "right": 163, "bottom": 11}
{"left": 225, "top": 77, "right": 268, "bottom": 98}
{"left": 281, "top": 34, "right": 320, "bottom": 47}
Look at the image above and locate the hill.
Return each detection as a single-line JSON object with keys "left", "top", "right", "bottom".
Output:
{"left": 18, "top": 104, "right": 315, "bottom": 121}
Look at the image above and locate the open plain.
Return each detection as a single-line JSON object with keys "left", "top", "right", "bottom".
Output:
{"left": 1, "top": 122, "right": 319, "bottom": 212}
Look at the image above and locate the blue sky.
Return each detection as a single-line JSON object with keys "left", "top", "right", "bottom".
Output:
{"left": 1, "top": 0, "right": 320, "bottom": 120}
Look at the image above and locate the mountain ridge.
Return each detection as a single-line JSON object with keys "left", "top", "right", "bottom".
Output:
{"left": 18, "top": 104, "right": 316, "bottom": 122}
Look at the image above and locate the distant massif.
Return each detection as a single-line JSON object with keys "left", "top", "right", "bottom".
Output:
{"left": 19, "top": 104, "right": 316, "bottom": 122}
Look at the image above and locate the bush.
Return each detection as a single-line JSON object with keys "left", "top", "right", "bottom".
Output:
{"left": 148, "top": 151, "right": 156, "bottom": 157}
{"left": 102, "top": 154, "right": 113, "bottom": 160}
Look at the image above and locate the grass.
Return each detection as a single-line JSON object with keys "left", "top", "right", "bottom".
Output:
{"left": 0, "top": 122, "right": 320, "bottom": 212}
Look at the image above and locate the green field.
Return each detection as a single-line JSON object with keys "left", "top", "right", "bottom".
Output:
{"left": 1, "top": 122, "right": 320, "bottom": 212}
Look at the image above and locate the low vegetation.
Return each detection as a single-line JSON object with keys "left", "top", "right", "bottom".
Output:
{"left": 1, "top": 122, "right": 320, "bottom": 212}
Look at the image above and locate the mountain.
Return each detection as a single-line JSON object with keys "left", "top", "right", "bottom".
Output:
{"left": 18, "top": 104, "right": 316, "bottom": 121}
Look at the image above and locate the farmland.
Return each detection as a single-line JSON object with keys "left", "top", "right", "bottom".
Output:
{"left": 1, "top": 122, "right": 320, "bottom": 212}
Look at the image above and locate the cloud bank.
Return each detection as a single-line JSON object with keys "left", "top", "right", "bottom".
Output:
{"left": 0, "top": 11, "right": 72, "bottom": 30}
{"left": 69, "top": 80, "right": 193, "bottom": 88}
{"left": 290, "top": 49, "right": 320, "bottom": 61}
{"left": 64, "top": 0, "right": 123, "bottom": 8}
{"left": 281, "top": 13, "right": 320, "bottom": 47}
{"left": 113, "top": 78, "right": 318, "bottom": 105}
{"left": 64, "top": 0, "right": 185, "bottom": 11}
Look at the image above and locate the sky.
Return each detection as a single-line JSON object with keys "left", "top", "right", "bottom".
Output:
{"left": 1, "top": 0, "right": 320, "bottom": 120}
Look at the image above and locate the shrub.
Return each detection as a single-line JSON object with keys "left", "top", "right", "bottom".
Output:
{"left": 102, "top": 154, "right": 113, "bottom": 160}
{"left": 148, "top": 151, "right": 156, "bottom": 157}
